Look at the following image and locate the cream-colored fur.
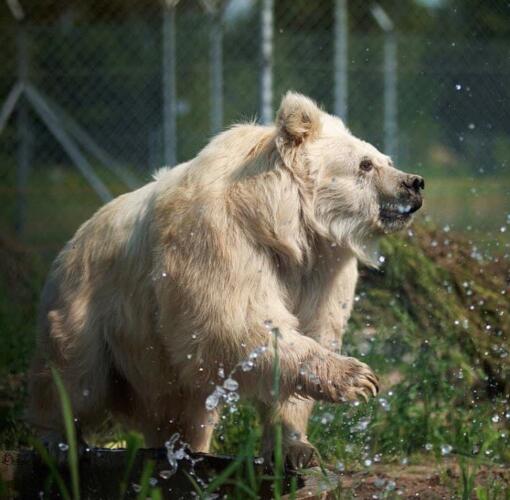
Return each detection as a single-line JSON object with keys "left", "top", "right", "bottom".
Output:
{"left": 28, "top": 92, "right": 423, "bottom": 467}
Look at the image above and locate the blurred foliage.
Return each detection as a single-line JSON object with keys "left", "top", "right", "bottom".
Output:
{"left": 0, "top": 236, "right": 43, "bottom": 447}
{"left": 2, "top": 1, "right": 510, "bottom": 39}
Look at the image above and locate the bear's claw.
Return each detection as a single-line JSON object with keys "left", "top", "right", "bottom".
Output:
{"left": 298, "top": 354, "right": 379, "bottom": 404}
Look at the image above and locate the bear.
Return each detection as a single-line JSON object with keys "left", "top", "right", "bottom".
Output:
{"left": 27, "top": 92, "right": 424, "bottom": 468}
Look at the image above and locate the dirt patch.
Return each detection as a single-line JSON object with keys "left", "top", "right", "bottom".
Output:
{"left": 330, "top": 462, "right": 510, "bottom": 499}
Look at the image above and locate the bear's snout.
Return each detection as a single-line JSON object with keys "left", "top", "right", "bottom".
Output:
{"left": 400, "top": 174, "right": 424, "bottom": 214}
{"left": 402, "top": 174, "right": 425, "bottom": 193}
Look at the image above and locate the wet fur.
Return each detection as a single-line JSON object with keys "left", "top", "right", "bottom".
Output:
{"left": 28, "top": 93, "right": 421, "bottom": 465}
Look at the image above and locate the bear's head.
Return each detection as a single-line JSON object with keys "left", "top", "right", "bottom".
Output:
{"left": 275, "top": 92, "right": 424, "bottom": 263}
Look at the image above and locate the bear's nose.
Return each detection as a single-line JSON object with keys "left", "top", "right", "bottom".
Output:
{"left": 402, "top": 175, "right": 425, "bottom": 192}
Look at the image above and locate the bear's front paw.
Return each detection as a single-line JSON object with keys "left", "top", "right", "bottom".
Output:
{"left": 299, "top": 354, "right": 379, "bottom": 403}
{"left": 336, "top": 356, "right": 379, "bottom": 402}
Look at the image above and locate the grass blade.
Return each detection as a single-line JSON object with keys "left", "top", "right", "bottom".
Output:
{"left": 204, "top": 455, "right": 243, "bottom": 494}
{"left": 136, "top": 459, "right": 155, "bottom": 500}
{"left": 31, "top": 437, "right": 71, "bottom": 500}
{"left": 51, "top": 366, "right": 80, "bottom": 500}
{"left": 119, "top": 432, "right": 143, "bottom": 499}
{"left": 183, "top": 470, "right": 205, "bottom": 497}
{"left": 272, "top": 328, "right": 283, "bottom": 499}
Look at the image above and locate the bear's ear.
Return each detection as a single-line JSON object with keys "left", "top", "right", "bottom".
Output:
{"left": 276, "top": 92, "right": 321, "bottom": 145}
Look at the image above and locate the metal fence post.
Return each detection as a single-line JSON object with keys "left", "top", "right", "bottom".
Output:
{"left": 334, "top": 0, "right": 348, "bottom": 121}
{"left": 259, "top": 0, "right": 273, "bottom": 125}
{"left": 210, "top": 7, "right": 224, "bottom": 135}
{"left": 384, "top": 32, "right": 398, "bottom": 161}
{"left": 162, "top": 0, "right": 178, "bottom": 166}
{"left": 370, "top": 3, "right": 397, "bottom": 161}
{"left": 15, "top": 23, "right": 32, "bottom": 235}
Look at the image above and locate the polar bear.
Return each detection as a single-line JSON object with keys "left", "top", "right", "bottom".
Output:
{"left": 28, "top": 92, "right": 423, "bottom": 468}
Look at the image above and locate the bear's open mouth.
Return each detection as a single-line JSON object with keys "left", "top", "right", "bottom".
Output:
{"left": 379, "top": 202, "right": 414, "bottom": 222}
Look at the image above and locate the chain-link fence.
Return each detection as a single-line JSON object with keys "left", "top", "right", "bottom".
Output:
{"left": 1, "top": 0, "right": 509, "bottom": 257}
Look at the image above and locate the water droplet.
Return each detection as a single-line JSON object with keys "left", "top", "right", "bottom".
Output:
{"left": 254, "top": 457, "right": 264, "bottom": 465}
{"left": 320, "top": 412, "right": 334, "bottom": 425}
{"left": 386, "top": 480, "right": 396, "bottom": 491}
{"left": 374, "top": 477, "right": 386, "bottom": 488}
{"left": 352, "top": 417, "right": 370, "bottom": 432}
{"left": 378, "top": 397, "right": 390, "bottom": 411}
{"left": 492, "top": 414, "right": 500, "bottom": 423}
{"left": 241, "top": 360, "right": 254, "bottom": 371}
{"left": 132, "top": 483, "right": 142, "bottom": 493}
{"left": 335, "top": 461, "right": 345, "bottom": 472}
{"left": 226, "top": 392, "right": 239, "bottom": 404}
{"left": 159, "top": 470, "right": 173, "bottom": 480}
{"left": 149, "top": 477, "right": 158, "bottom": 487}
{"left": 455, "top": 84, "right": 462, "bottom": 90}
{"left": 205, "top": 392, "right": 220, "bottom": 410}
{"left": 378, "top": 255, "right": 386, "bottom": 264}
{"left": 441, "top": 444, "right": 452, "bottom": 455}
{"left": 58, "top": 442, "right": 69, "bottom": 451}
{"left": 82, "top": 388, "right": 90, "bottom": 397}
{"left": 186, "top": 353, "right": 192, "bottom": 359}
{"left": 263, "top": 319, "right": 273, "bottom": 330}
{"left": 363, "top": 458, "right": 373, "bottom": 467}
{"left": 253, "top": 345, "right": 268, "bottom": 356}
{"left": 223, "top": 378, "right": 239, "bottom": 391}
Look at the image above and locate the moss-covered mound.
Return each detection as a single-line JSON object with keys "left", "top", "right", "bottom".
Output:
{"left": 351, "top": 225, "right": 509, "bottom": 397}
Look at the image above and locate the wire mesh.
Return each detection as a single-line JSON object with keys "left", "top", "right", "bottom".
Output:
{"left": 0, "top": 0, "right": 509, "bottom": 256}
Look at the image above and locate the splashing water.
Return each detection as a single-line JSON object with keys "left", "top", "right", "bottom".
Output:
{"left": 440, "top": 444, "right": 453, "bottom": 456}
{"left": 205, "top": 340, "right": 270, "bottom": 412}
{"left": 165, "top": 433, "right": 189, "bottom": 476}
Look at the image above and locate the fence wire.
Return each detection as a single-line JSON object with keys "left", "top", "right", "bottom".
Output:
{"left": 0, "top": 0, "right": 509, "bottom": 255}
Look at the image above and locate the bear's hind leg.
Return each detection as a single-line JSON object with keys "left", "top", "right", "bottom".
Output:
{"left": 138, "top": 394, "right": 219, "bottom": 453}
{"left": 28, "top": 311, "right": 115, "bottom": 449}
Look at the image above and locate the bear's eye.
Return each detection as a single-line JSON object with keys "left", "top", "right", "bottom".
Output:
{"left": 359, "top": 159, "right": 373, "bottom": 172}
